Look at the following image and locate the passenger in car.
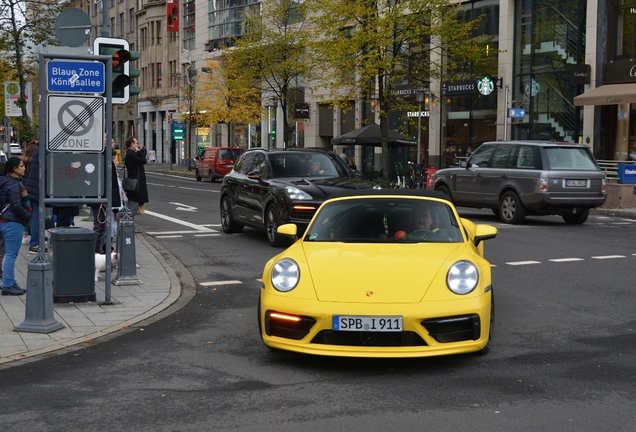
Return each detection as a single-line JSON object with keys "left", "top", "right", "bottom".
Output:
{"left": 413, "top": 205, "right": 439, "bottom": 231}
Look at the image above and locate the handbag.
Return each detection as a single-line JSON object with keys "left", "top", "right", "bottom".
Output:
{"left": 122, "top": 166, "right": 139, "bottom": 194}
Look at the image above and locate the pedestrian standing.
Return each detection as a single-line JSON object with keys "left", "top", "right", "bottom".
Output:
{"left": 123, "top": 137, "right": 148, "bottom": 231}
{"left": 91, "top": 146, "right": 123, "bottom": 254}
{"left": 0, "top": 157, "right": 32, "bottom": 295}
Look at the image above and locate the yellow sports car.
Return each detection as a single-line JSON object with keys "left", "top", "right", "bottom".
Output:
{"left": 258, "top": 189, "right": 498, "bottom": 358}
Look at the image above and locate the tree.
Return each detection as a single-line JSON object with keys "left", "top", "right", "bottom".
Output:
{"left": 308, "top": 0, "right": 492, "bottom": 181}
{"left": 230, "top": 0, "right": 312, "bottom": 148}
{"left": 198, "top": 53, "right": 262, "bottom": 147}
{"left": 0, "top": 0, "right": 61, "bottom": 139}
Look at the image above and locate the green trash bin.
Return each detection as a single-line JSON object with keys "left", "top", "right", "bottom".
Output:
{"left": 49, "top": 227, "right": 96, "bottom": 303}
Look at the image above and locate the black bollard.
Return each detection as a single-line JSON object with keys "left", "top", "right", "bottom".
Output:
{"left": 112, "top": 207, "right": 142, "bottom": 285}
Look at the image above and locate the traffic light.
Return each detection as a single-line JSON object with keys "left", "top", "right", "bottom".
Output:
{"left": 271, "top": 129, "right": 276, "bottom": 142}
{"left": 93, "top": 37, "right": 140, "bottom": 104}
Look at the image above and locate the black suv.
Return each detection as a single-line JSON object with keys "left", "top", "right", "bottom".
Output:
{"left": 220, "top": 148, "right": 376, "bottom": 246}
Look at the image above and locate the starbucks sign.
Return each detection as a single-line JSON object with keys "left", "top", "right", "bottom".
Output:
{"left": 477, "top": 75, "right": 495, "bottom": 96}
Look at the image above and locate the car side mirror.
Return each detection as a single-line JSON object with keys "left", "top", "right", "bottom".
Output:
{"left": 277, "top": 223, "right": 298, "bottom": 242}
{"left": 460, "top": 161, "right": 468, "bottom": 168}
{"left": 247, "top": 171, "right": 262, "bottom": 180}
{"left": 474, "top": 224, "right": 497, "bottom": 246}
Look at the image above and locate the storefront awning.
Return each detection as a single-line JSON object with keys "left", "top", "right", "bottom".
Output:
{"left": 573, "top": 83, "right": 636, "bottom": 106}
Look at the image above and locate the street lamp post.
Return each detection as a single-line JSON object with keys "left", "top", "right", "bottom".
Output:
{"left": 415, "top": 88, "right": 426, "bottom": 170}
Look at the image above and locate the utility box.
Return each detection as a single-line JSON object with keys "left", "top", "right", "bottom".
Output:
{"left": 49, "top": 227, "right": 96, "bottom": 303}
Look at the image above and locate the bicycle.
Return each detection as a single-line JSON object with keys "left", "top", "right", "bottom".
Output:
{"left": 178, "top": 158, "right": 197, "bottom": 171}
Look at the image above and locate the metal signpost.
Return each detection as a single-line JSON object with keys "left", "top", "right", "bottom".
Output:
{"left": 15, "top": 52, "right": 114, "bottom": 333}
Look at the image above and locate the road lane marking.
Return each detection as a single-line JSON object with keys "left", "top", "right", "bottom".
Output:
{"left": 200, "top": 280, "right": 243, "bottom": 286}
{"left": 194, "top": 234, "right": 221, "bottom": 237}
{"left": 549, "top": 258, "right": 585, "bottom": 262}
{"left": 145, "top": 210, "right": 215, "bottom": 232}
{"left": 591, "top": 255, "right": 626, "bottom": 259}
{"left": 156, "top": 235, "right": 183, "bottom": 238}
{"left": 179, "top": 186, "right": 219, "bottom": 193}
{"left": 505, "top": 261, "right": 541, "bottom": 266}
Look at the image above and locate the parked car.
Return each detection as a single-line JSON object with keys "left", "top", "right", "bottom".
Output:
{"left": 9, "top": 142, "right": 22, "bottom": 155}
{"left": 432, "top": 140, "right": 607, "bottom": 224}
{"left": 258, "top": 189, "right": 498, "bottom": 357}
{"left": 220, "top": 148, "right": 377, "bottom": 246}
{"left": 195, "top": 147, "right": 244, "bottom": 182}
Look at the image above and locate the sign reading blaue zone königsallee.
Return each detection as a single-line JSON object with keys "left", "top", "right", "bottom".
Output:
{"left": 47, "top": 61, "right": 105, "bottom": 93}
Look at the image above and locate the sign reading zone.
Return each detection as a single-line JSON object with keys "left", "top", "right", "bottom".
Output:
{"left": 47, "top": 95, "right": 104, "bottom": 152}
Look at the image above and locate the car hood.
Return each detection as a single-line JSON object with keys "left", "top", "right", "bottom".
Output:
{"left": 282, "top": 177, "right": 376, "bottom": 199}
{"left": 301, "top": 242, "right": 462, "bottom": 303}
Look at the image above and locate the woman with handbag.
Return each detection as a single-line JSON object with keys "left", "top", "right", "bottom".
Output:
{"left": 0, "top": 157, "right": 32, "bottom": 295}
{"left": 123, "top": 137, "right": 149, "bottom": 229}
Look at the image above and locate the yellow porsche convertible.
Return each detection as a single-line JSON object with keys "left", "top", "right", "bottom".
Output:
{"left": 258, "top": 189, "right": 498, "bottom": 358}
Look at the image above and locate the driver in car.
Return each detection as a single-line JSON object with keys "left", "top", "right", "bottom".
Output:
{"left": 413, "top": 205, "right": 439, "bottom": 232}
{"left": 308, "top": 160, "right": 325, "bottom": 175}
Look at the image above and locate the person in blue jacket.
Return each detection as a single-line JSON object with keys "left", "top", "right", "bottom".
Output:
{"left": 0, "top": 157, "right": 32, "bottom": 295}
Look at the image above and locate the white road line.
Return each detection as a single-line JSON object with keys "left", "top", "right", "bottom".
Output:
{"left": 591, "top": 255, "right": 626, "bottom": 259}
{"left": 621, "top": 219, "right": 636, "bottom": 222}
{"left": 156, "top": 235, "right": 183, "bottom": 239}
{"left": 147, "top": 230, "right": 218, "bottom": 235}
{"left": 194, "top": 234, "right": 221, "bottom": 237}
{"left": 179, "top": 186, "right": 219, "bottom": 193}
{"left": 200, "top": 280, "right": 243, "bottom": 286}
{"left": 611, "top": 222, "right": 632, "bottom": 225}
{"left": 145, "top": 210, "right": 215, "bottom": 232}
{"left": 549, "top": 258, "right": 585, "bottom": 262}
{"left": 506, "top": 261, "right": 541, "bottom": 266}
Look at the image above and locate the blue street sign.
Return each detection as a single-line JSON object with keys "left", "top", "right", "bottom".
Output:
{"left": 509, "top": 108, "right": 526, "bottom": 119}
{"left": 47, "top": 61, "right": 105, "bottom": 93}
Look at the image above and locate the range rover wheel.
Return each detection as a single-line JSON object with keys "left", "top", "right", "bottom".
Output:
{"left": 499, "top": 191, "right": 526, "bottom": 224}
{"left": 195, "top": 170, "right": 202, "bottom": 181}
{"left": 265, "top": 204, "right": 284, "bottom": 247}
{"left": 220, "top": 195, "right": 243, "bottom": 233}
{"left": 436, "top": 185, "right": 453, "bottom": 203}
{"left": 562, "top": 209, "right": 589, "bottom": 224}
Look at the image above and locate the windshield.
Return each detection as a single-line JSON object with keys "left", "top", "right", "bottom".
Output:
{"left": 545, "top": 147, "right": 599, "bottom": 171}
{"left": 304, "top": 198, "right": 462, "bottom": 243}
{"left": 270, "top": 153, "right": 350, "bottom": 178}
{"left": 218, "top": 149, "right": 243, "bottom": 160}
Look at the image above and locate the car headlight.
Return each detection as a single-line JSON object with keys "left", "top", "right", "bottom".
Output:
{"left": 285, "top": 186, "right": 313, "bottom": 200}
{"left": 271, "top": 258, "right": 300, "bottom": 292}
{"left": 446, "top": 260, "right": 479, "bottom": 295}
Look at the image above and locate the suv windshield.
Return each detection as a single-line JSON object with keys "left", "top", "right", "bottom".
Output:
{"left": 545, "top": 147, "right": 599, "bottom": 171}
{"left": 270, "top": 152, "right": 349, "bottom": 178}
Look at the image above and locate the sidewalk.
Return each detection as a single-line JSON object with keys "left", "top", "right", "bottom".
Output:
{"left": 0, "top": 215, "right": 183, "bottom": 369}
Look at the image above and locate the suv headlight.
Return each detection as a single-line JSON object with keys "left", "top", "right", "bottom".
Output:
{"left": 285, "top": 186, "right": 313, "bottom": 200}
{"left": 447, "top": 260, "right": 478, "bottom": 294}
{"left": 271, "top": 258, "right": 300, "bottom": 292}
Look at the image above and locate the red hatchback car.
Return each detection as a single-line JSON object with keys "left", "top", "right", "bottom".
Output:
{"left": 196, "top": 147, "right": 244, "bottom": 182}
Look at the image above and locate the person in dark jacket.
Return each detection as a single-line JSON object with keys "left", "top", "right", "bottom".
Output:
{"left": 0, "top": 157, "right": 32, "bottom": 295}
{"left": 91, "top": 144, "right": 123, "bottom": 254}
{"left": 123, "top": 137, "right": 148, "bottom": 226}
{"left": 23, "top": 142, "right": 41, "bottom": 253}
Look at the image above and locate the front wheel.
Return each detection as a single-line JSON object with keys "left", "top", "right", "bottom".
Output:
{"left": 562, "top": 209, "right": 589, "bottom": 224}
{"left": 220, "top": 195, "right": 243, "bottom": 234}
{"left": 435, "top": 185, "right": 453, "bottom": 203}
{"left": 265, "top": 204, "right": 284, "bottom": 247}
{"left": 499, "top": 191, "right": 526, "bottom": 224}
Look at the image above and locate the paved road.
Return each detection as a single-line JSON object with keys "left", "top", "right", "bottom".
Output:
{"left": 1, "top": 172, "right": 635, "bottom": 431}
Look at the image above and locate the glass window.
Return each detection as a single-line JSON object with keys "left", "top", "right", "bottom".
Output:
{"left": 491, "top": 145, "right": 514, "bottom": 168}
{"left": 515, "top": 146, "right": 536, "bottom": 169}
{"left": 236, "top": 152, "right": 255, "bottom": 174}
{"left": 468, "top": 144, "right": 495, "bottom": 168}
{"left": 545, "top": 147, "right": 599, "bottom": 170}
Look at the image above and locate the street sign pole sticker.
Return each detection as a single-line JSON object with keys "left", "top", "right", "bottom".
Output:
{"left": 48, "top": 95, "right": 104, "bottom": 152}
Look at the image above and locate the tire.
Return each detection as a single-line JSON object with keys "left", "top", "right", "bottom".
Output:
{"left": 436, "top": 185, "right": 453, "bottom": 202}
{"left": 477, "top": 290, "right": 494, "bottom": 355}
{"left": 220, "top": 195, "right": 243, "bottom": 234}
{"left": 209, "top": 172, "right": 215, "bottom": 183}
{"left": 195, "top": 170, "right": 202, "bottom": 181}
{"left": 265, "top": 204, "right": 284, "bottom": 247}
{"left": 499, "top": 191, "right": 526, "bottom": 224}
{"left": 562, "top": 209, "right": 589, "bottom": 224}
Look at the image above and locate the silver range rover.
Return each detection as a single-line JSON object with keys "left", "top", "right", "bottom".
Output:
{"left": 432, "top": 140, "right": 607, "bottom": 224}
